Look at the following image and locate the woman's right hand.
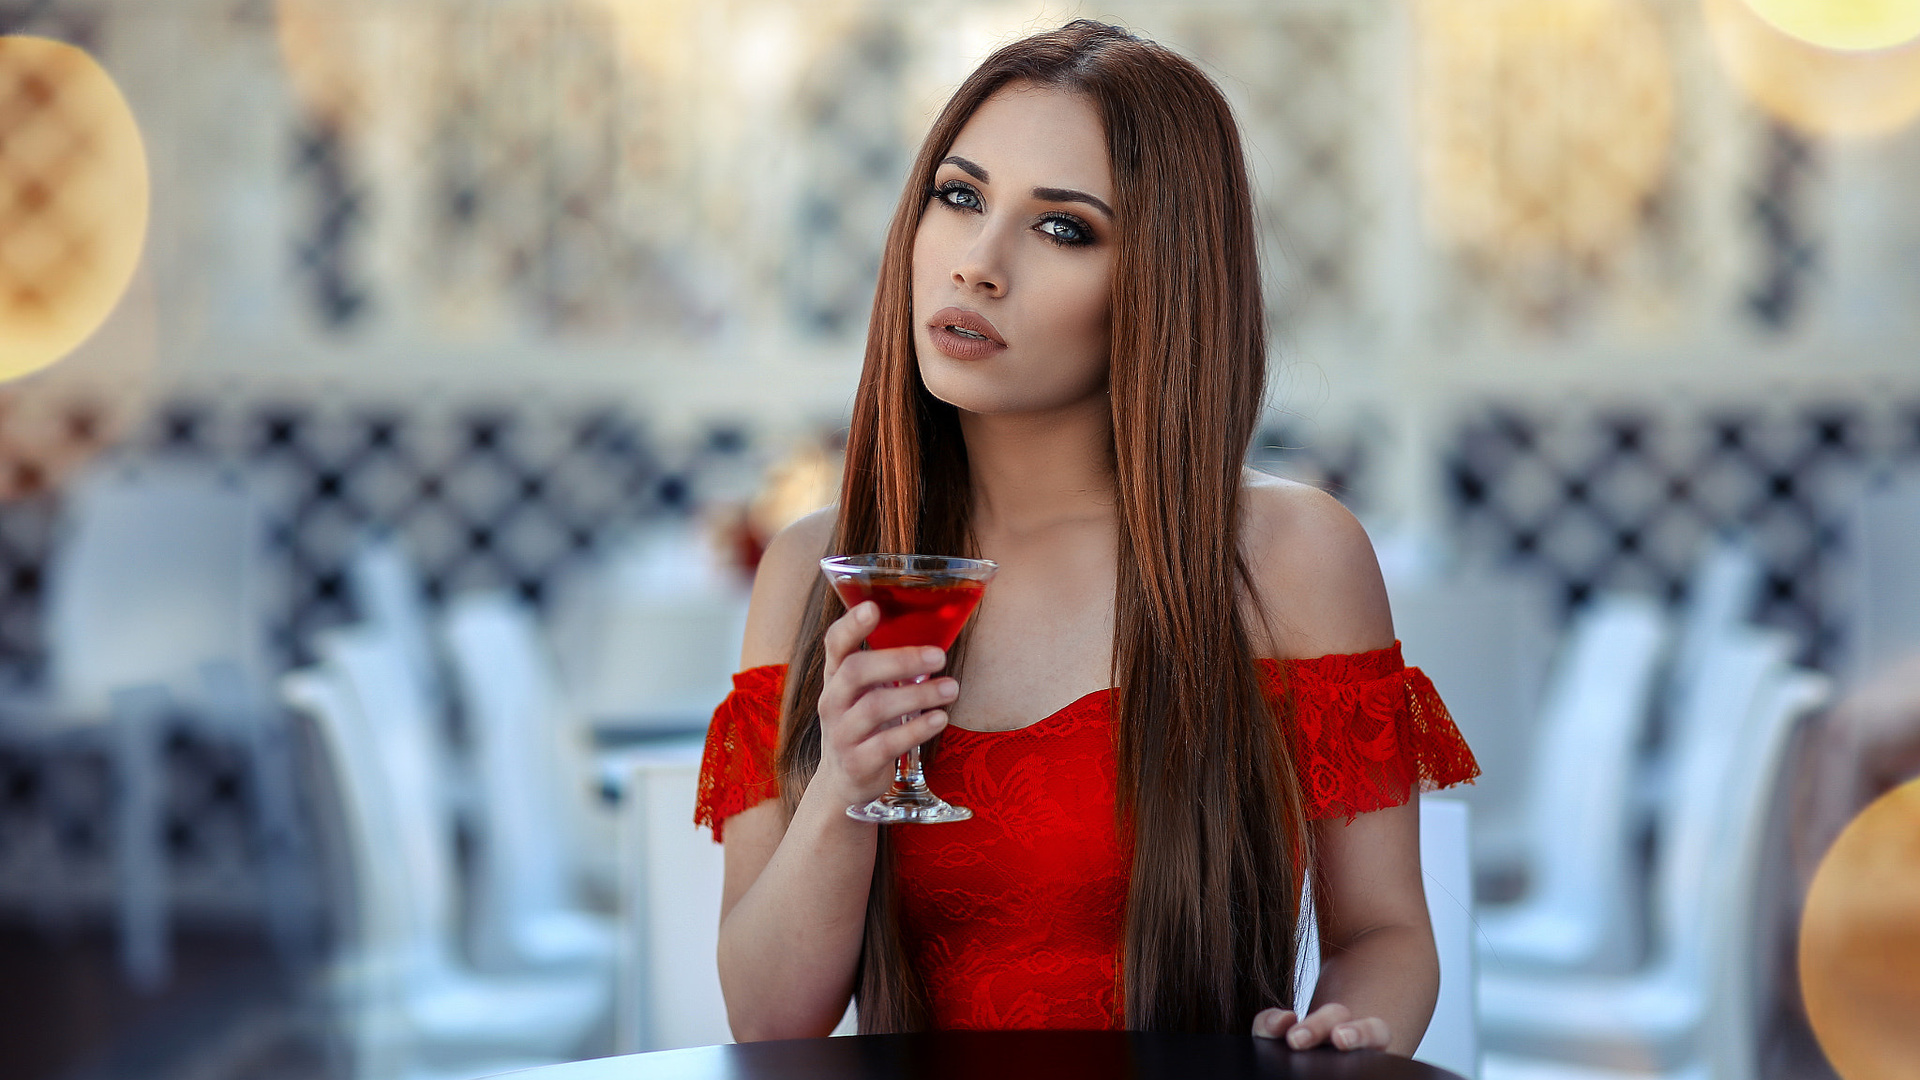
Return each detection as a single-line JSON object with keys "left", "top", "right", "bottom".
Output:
{"left": 812, "top": 601, "right": 960, "bottom": 807}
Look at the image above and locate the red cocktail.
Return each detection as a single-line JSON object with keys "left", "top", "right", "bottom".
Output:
{"left": 819, "top": 554, "right": 998, "bottom": 824}
{"left": 826, "top": 577, "right": 986, "bottom": 652}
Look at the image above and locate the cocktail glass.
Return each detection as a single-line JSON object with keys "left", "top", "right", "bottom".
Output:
{"left": 819, "top": 553, "right": 998, "bottom": 824}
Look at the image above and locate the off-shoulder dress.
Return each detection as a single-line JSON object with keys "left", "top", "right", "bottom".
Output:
{"left": 694, "top": 642, "right": 1479, "bottom": 1030}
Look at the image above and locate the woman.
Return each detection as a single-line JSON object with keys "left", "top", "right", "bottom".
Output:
{"left": 695, "top": 20, "right": 1477, "bottom": 1053}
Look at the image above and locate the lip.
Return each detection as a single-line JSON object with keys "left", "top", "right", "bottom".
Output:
{"left": 926, "top": 306, "right": 1007, "bottom": 361}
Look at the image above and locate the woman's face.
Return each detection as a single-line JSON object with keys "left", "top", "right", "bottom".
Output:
{"left": 912, "top": 83, "right": 1116, "bottom": 417}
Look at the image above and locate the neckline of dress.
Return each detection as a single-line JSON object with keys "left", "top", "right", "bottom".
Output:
{"left": 941, "top": 656, "right": 1296, "bottom": 738}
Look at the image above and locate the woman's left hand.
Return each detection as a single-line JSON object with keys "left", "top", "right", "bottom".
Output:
{"left": 1252, "top": 1004, "right": 1392, "bottom": 1052}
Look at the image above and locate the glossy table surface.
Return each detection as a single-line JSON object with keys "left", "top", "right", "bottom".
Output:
{"left": 490, "top": 1031, "right": 1468, "bottom": 1080}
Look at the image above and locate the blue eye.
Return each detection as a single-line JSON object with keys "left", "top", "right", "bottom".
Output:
{"left": 1038, "top": 213, "right": 1092, "bottom": 246}
{"left": 931, "top": 181, "right": 982, "bottom": 211}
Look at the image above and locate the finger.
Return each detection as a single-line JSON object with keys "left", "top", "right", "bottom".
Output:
{"left": 851, "top": 709, "right": 950, "bottom": 774}
{"left": 821, "top": 650, "right": 950, "bottom": 733}
{"left": 1285, "top": 1003, "right": 1351, "bottom": 1050}
{"left": 845, "top": 677, "right": 959, "bottom": 738}
{"left": 837, "top": 645, "right": 948, "bottom": 691}
{"left": 823, "top": 602, "right": 879, "bottom": 675}
{"left": 1251, "top": 1008, "right": 1297, "bottom": 1039}
{"left": 1328, "top": 1017, "right": 1391, "bottom": 1052}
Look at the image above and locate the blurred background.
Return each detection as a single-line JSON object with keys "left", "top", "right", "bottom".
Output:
{"left": 1, "top": 0, "right": 1917, "bottom": 1078}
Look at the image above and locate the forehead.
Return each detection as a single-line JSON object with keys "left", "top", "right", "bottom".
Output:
{"left": 945, "top": 83, "right": 1112, "bottom": 199}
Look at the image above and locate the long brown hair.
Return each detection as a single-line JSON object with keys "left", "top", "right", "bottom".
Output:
{"left": 775, "top": 20, "right": 1310, "bottom": 1033}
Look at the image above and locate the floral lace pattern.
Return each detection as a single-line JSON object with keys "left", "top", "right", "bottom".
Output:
{"left": 692, "top": 644, "right": 1479, "bottom": 1028}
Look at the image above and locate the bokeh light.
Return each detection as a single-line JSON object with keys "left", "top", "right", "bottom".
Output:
{"left": 1707, "top": 0, "right": 1920, "bottom": 137}
{"left": 274, "top": 0, "right": 369, "bottom": 124}
{"left": 0, "top": 36, "right": 151, "bottom": 383}
{"left": 1742, "top": 0, "right": 1920, "bottom": 52}
{"left": 1799, "top": 775, "right": 1920, "bottom": 1080}
{"left": 1415, "top": 0, "right": 1675, "bottom": 265}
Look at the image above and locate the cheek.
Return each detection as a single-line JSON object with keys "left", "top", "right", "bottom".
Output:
{"left": 1056, "top": 268, "right": 1112, "bottom": 373}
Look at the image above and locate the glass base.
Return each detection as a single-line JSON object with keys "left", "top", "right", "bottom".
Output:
{"left": 847, "top": 784, "right": 973, "bottom": 824}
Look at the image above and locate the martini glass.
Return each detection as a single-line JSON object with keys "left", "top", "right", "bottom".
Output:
{"left": 819, "top": 553, "right": 997, "bottom": 824}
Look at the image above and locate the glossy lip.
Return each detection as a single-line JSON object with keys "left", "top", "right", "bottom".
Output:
{"left": 925, "top": 306, "right": 1007, "bottom": 361}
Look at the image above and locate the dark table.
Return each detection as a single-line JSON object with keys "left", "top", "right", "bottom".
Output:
{"left": 493, "top": 1031, "right": 1468, "bottom": 1080}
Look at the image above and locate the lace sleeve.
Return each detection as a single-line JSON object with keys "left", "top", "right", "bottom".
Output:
{"left": 694, "top": 665, "right": 788, "bottom": 843}
{"left": 1270, "top": 646, "right": 1481, "bottom": 822}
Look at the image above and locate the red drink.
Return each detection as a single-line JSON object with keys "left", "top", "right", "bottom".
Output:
{"left": 830, "top": 577, "right": 986, "bottom": 651}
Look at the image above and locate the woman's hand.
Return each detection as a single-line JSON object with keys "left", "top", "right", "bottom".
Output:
{"left": 812, "top": 601, "right": 959, "bottom": 807}
{"left": 1252, "top": 1005, "right": 1392, "bottom": 1052}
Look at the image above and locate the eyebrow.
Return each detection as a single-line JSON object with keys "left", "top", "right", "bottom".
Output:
{"left": 940, "top": 155, "right": 1115, "bottom": 220}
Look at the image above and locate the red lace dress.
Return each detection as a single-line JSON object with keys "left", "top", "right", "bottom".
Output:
{"left": 694, "top": 643, "right": 1478, "bottom": 1030}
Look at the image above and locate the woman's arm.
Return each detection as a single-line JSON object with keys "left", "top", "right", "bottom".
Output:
{"left": 1240, "top": 477, "right": 1439, "bottom": 1054}
{"left": 715, "top": 512, "right": 960, "bottom": 1040}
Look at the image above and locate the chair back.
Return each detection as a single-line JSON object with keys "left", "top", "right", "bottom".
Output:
{"left": 1847, "top": 473, "right": 1920, "bottom": 683}
{"left": 1653, "top": 625, "right": 1827, "bottom": 1079}
{"left": 47, "top": 460, "right": 266, "bottom": 718}
{"left": 1665, "top": 537, "right": 1763, "bottom": 720}
{"left": 1706, "top": 669, "right": 1828, "bottom": 1080}
{"left": 346, "top": 536, "right": 445, "bottom": 714}
{"left": 312, "top": 626, "right": 462, "bottom": 976}
{"left": 1653, "top": 628, "right": 1793, "bottom": 980}
{"left": 441, "top": 592, "right": 585, "bottom": 954}
{"left": 1390, "top": 575, "right": 1554, "bottom": 875}
{"left": 281, "top": 664, "right": 418, "bottom": 972}
{"left": 1517, "top": 593, "right": 1669, "bottom": 966}
{"left": 611, "top": 746, "right": 729, "bottom": 1053}
{"left": 1414, "top": 797, "right": 1478, "bottom": 1079}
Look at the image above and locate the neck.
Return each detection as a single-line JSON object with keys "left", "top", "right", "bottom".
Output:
{"left": 957, "top": 393, "right": 1117, "bottom": 538}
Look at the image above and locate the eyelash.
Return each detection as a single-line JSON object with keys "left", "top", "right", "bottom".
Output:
{"left": 926, "top": 180, "right": 1096, "bottom": 248}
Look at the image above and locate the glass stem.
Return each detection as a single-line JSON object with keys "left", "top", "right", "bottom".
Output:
{"left": 897, "top": 743, "right": 926, "bottom": 789}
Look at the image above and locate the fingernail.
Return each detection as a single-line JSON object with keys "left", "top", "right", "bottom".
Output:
{"left": 860, "top": 602, "right": 879, "bottom": 620}
{"left": 1333, "top": 1026, "right": 1354, "bottom": 1050}
{"left": 937, "top": 679, "right": 958, "bottom": 699}
{"left": 926, "top": 710, "right": 947, "bottom": 729}
{"left": 923, "top": 647, "right": 945, "bottom": 665}
{"left": 1287, "top": 1028, "right": 1311, "bottom": 1049}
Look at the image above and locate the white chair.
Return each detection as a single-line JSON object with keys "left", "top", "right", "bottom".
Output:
{"left": 43, "top": 460, "right": 306, "bottom": 987}
{"left": 1479, "top": 635, "right": 1831, "bottom": 1080}
{"left": 347, "top": 535, "right": 448, "bottom": 717}
{"left": 1663, "top": 538, "right": 1763, "bottom": 724}
{"left": 608, "top": 745, "right": 730, "bottom": 1053}
{"left": 1477, "top": 595, "right": 1670, "bottom": 975}
{"left": 46, "top": 459, "right": 268, "bottom": 717}
{"left": 286, "top": 628, "right": 609, "bottom": 1079}
{"left": 1292, "top": 796, "right": 1478, "bottom": 1078}
{"left": 544, "top": 528, "right": 750, "bottom": 733}
{"left": 441, "top": 592, "right": 615, "bottom": 976}
{"left": 1389, "top": 574, "right": 1556, "bottom": 880}
{"left": 1846, "top": 472, "right": 1920, "bottom": 684}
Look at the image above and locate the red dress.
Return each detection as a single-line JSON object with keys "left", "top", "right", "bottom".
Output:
{"left": 694, "top": 643, "right": 1478, "bottom": 1030}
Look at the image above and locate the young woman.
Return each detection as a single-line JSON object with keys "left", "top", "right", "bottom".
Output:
{"left": 695, "top": 20, "right": 1478, "bottom": 1053}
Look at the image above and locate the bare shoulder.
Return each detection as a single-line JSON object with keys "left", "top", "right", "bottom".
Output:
{"left": 738, "top": 507, "right": 836, "bottom": 669}
{"left": 1239, "top": 471, "right": 1394, "bottom": 659}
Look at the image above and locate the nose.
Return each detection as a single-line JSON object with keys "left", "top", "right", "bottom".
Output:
{"left": 951, "top": 230, "right": 1006, "bottom": 297}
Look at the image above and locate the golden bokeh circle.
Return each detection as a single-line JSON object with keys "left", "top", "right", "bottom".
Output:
{"left": 0, "top": 36, "right": 150, "bottom": 382}
{"left": 1799, "top": 774, "right": 1920, "bottom": 1080}
{"left": 1416, "top": 0, "right": 1675, "bottom": 264}
{"left": 1706, "top": 0, "right": 1920, "bottom": 138}
{"left": 1742, "top": 0, "right": 1920, "bottom": 52}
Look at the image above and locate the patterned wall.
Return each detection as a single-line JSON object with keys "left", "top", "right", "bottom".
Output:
{"left": 0, "top": 393, "right": 770, "bottom": 689}
{"left": 249, "top": 0, "right": 1866, "bottom": 358}
{"left": 1446, "top": 397, "right": 1920, "bottom": 669}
